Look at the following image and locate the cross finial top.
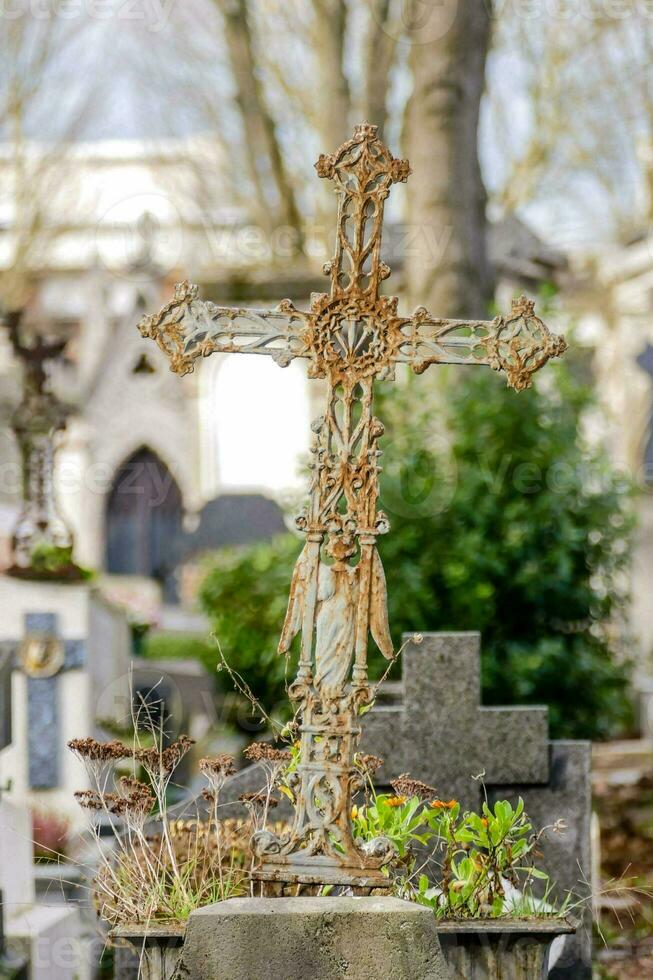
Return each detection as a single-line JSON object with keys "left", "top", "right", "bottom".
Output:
{"left": 314, "top": 121, "right": 410, "bottom": 188}
{"left": 313, "top": 124, "right": 409, "bottom": 307}
{"left": 511, "top": 295, "right": 536, "bottom": 317}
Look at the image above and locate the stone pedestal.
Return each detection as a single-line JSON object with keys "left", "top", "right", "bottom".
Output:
{"left": 111, "top": 924, "right": 185, "bottom": 980}
{"left": 437, "top": 919, "right": 575, "bottom": 980}
{"left": 181, "top": 897, "right": 450, "bottom": 980}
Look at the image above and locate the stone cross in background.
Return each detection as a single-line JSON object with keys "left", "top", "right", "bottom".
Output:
{"left": 362, "top": 632, "right": 592, "bottom": 980}
{"left": 363, "top": 632, "right": 550, "bottom": 806}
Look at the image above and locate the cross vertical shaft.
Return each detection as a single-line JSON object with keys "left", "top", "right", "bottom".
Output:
{"left": 137, "top": 122, "right": 567, "bottom": 891}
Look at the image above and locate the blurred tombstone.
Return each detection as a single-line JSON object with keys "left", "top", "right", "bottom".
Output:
{"left": 0, "top": 605, "right": 91, "bottom": 980}
{"left": 360, "top": 632, "right": 592, "bottom": 980}
{"left": 130, "top": 658, "right": 215, "bottom": 744}
{"left": 0, "top": 581, "right": 131, "bottom": 824}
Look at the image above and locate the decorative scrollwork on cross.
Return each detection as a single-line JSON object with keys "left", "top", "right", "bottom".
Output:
{"left": 137, "top": 122, "right": 566, "bottom": 890}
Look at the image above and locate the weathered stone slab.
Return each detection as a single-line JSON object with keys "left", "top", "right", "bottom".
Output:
{"left": 362, "top": 632, "right": 549, "bottom": 807}
{"left": 361, "top": 632, "right": 592, "bottom": 979}
{"left": 494, "top": 742, "right": 592, "bottom": 980}
{"left": 437, "top": 918, "right": 575, "bottom": 980}
{"left": 0, "top": 576, "right": 131, "bottom": 826}
{"left": 180, "top": 897, "right": 450, "bottom": 980}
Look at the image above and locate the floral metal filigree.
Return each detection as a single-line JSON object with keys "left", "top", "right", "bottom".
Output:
{"left": 137, "top": 123, "right": 566, "bottom": 891}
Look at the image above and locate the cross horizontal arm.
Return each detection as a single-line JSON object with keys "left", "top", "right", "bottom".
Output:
{"left": 395, "top": 295, "right": 567, "bottom": 391}
{"left": 137, "top": 281, "right": 312, "bottom": 376}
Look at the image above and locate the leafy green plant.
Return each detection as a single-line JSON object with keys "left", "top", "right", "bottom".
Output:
{"left": 141, "top": 631, "right": 222, "bottom": 679}
{"left": 377, "top": 353, "right": 635, "bottom": 740}
{"left": 16, "top": 543, "right": 93, "bottom": 581}
{"left": 421, "top": 797, "right": 558, "bottom": 918}
{"left": 199, "top": 534, "right": 301, "bottom": 712}
{"left": 352, "top": 788, "right": 567, "bottom": 919}
{"left": 351, "top": 795, "right": 434, "bottom": 865}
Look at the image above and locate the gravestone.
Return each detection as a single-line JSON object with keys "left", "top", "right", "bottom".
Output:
{"left": 0, "top": 576, "right": 131, "bottom": 824}
{"left": 361, "top": 632, "right": 592, "bottom": 980}
{"left": 0, "top": 603, "right": 92, "bottom": 980}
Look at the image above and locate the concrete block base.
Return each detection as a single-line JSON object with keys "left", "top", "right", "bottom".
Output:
{"left": 180, "top": 896, "right": 450, "bottom": 980}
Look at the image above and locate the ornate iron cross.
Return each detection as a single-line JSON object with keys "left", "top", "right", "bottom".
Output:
{"left": 138, "top": 123, "right": 566, "bottom": 891}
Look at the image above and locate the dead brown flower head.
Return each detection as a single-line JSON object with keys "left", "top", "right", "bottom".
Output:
{"left": 136, "top": 735, "right": 195, "bottom": 776}
{"left": 117, "top": 777, "right": 155, "bottom": 817}
{"left": 238, "top": 790, "right": 279, "bottom": 812}
{"left": 390, "top": 773, "right": 437, "bottom": 802}
{"left": 199, "top": 754, "right": 236, "bottom": 798}
{"left": 68, "top": 738, "right": 132, "bottom": 763}
{"left": 243, "top": 742, "right": 291, "bottom": 764}
{"left": 200, "top": 754, "right": 236, "bottom": 779}
{"left": 356, "top": 754, "right": 384, "bottom": 777}
{"left": 74, "top": 789, "right": 104, "bottom": 811}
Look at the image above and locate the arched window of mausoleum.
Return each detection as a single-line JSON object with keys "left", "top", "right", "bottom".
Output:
{"left": 105, "top": 447, "right": 183, "bottom": 600}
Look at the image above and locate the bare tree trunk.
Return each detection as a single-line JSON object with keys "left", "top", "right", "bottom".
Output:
{"left": 220, "top": 0, "right": 303, "bottom": 250}
{"left": 404, "top": 0, "right": 495, "bottom": 317}
{"left": 363, "top": 0, "right": 397, "bottom": 135}
{"left": 313, "top": 0, "right": 351, "bottom": 149}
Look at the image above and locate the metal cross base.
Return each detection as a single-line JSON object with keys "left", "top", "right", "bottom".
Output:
{"left": 251, "top": 683, "right": 395, "bottom": 892}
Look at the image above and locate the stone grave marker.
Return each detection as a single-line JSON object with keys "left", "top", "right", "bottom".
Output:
{"left": 361, "top": 631, "right": 591, "bottom": 979}
{"left": 0, "top": 577, "right": 131, "bottom": 823}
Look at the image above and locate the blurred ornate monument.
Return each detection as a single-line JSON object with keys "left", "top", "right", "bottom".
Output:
{"left": 138, "top": 123, "right": 567, "bottom": 890}
{"left": 3, "top": 311, "right": 79, "bottom": 579}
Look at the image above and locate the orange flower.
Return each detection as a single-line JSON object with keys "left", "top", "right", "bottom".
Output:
{"left": 386, "top": 796, "right": 407, "bottom": 808}
{"left": 481, "top": 817, "right": 489, "bottom": 827}
{"left": 431, "top": 799, "right": 458, "bottom": 810}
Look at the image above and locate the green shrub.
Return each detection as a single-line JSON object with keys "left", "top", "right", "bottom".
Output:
{"left": 199, "top": 535, "right": 301, "bottom": 713}
{"left": 141, "top": 632, "right": 221, "bottom": 681}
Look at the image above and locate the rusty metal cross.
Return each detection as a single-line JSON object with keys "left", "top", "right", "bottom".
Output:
{"left": 138, "top": 122, "right": 566, "bottom": 891}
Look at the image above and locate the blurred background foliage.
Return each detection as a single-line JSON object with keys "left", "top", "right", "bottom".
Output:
{"left": 198, "top": 328, "right": 635, "bottom": 740}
